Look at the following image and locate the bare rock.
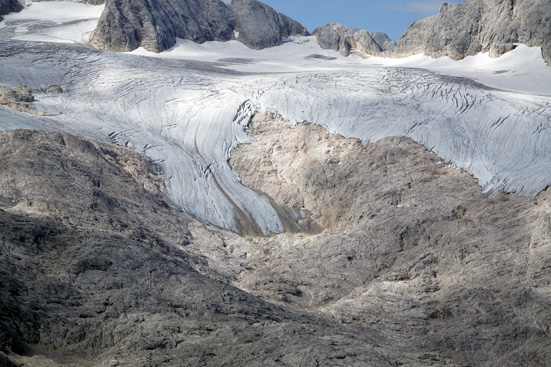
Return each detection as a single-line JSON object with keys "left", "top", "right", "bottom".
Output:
{"left": 89, "top": 0, "right": 307, "bottom": 53}
{"left": 0, "top": 130, "right": 414, "bottom": 367}
{"left": 370, "top": 31, "right": 396, "bottom": 51}
{"left": 0, "top": 85, "right": 51, "bottom": 116}
{"left": 223, "top": 112, "right": 551, "bottom": 366}
{"left": 0, "top": 0, "right": 22, "bottom": 22}
{"left": 230, "top": 0, "right": 308, "bottom": 50}
{"left": 46, "top": 85, "right": 63, "bottom": 94}
{"left": 90, "top": 0, "right": 234, "bottom": 52}
{"left": 394, "top": 0, "right": 551, "bottom": 65}
{"left": 313, "top": 23, "right": 383, "bottom": 56}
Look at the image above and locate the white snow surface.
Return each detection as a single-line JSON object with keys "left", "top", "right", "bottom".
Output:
{"left": 1, "top": 2, "right": 551, "bottom": 234}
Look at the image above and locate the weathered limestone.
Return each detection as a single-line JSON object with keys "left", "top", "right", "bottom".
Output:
{"left": 312, "top": 23, "right": 384, "bottom": 56}
{"left": 89, "top": 0, "right": 308, "bottom": 52}
{"left": 395, "top": 0, "right": 551, "bottom": 64}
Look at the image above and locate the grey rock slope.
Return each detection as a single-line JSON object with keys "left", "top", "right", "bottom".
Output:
{"left": 0, "top": 0, "right": 22, "bottom": 21}
{"left": 230, "top": 0, "right": 307, "bottom": 50}
{"left": 89, "top": 0, "right": 308, "bottom": 52}
{"left": 0, "top": 130, "right": 417, "bottom": 367}
{"left": 223, "top": 113, "right": 551, "bottom": 366}
{"left": 312, "top": 23, "right": 384, "bottom": 56}
{"left": 370, "top": 31, "right": 396, "bottom": 52}
{"left": 394, "top": 0, "right": 551, "bottom": 64}
{"left": 90, "top": 0, "right": 234, "bottom": 52}
{"left": 2, "top": 118, "right": 551, "bottom": 366}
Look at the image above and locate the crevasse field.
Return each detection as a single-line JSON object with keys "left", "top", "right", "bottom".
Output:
{"left": 2, "top": 1, "right": 551, "bottom": 234}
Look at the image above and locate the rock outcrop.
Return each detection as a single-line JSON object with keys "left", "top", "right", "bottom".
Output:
{"left": 370, "top": 31, "right": 396, "bottom": 52}
{"left": 313, "top": 23, "right": 384, "bottom": 56}
{"left": 0, "top": 0, "right": 22, "bottom": 21}
{"left": 225, "top": 113, "right": 551, "bottom": 366}
{"left": 0, "top": 84, "right": 55, "bottom": 116}
{"left": 230, "top": 0, "right": 307, "bottom": 50}
{"left": 89, "top": 0, "right": 308, "bottom": 53}
{"left": 2, "top": 117, "right": 551, "bottom": 366}
{"left": 0, "top": 130, "right": 415, "bottom": 367}
{"left": 394, "top": 0, "right": 551, "bottom": 64}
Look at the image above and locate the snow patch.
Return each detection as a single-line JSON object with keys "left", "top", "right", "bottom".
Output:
{"left": 3, "top": 1, "right": 105, "bottom": 24}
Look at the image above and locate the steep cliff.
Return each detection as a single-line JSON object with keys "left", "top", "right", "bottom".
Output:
{"left": 395, "top": 0, "right": 551, "bottom": 64}
{"left": 230, "top": 0, "right": 307, "bottom": 50}
{"left": 89, "top": 0, "right": 307, "bottom": 52}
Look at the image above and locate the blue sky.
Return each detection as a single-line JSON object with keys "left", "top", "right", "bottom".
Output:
{"left": 261, "top": 0, "right": 463, "bottom": 40}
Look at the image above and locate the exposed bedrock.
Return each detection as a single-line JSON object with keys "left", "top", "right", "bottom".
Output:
{"left": 223, "top": 112, "right": 551, "bottom": 366}
{"left": 395, "top": 0, "right": 551, "bottom": 64}
{"left": 0, "top": 129, "right": 416, "bottom": 367}
{"left": 0, "top": 0, "right": 22, "bottom": 21}
{"left": 230, "top": 0, "right": 307, "bottom": 50}
{"left": 313, "top": 23, "right": 395, "bottom": 56}
{"left": 0, "top": 84, "right": 61, "bottom": 116}
{"left": 89, "top": 0, "right": 308, "bottom": 52}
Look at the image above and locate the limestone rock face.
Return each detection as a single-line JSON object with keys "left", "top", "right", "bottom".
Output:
{"left": 370, "top": 31, "right": 396, "bottom": 51}
{"left": 89, "top": 0, "right": 307, "bottom": 53}
{"left": 224, "top": 113, "right": 551, "bottom": 366}
{"left": 394, "top": 0, "right": 551, "bottom": 64}
{"left": 0, "top": 84, "right": 54, "bottom": 116}
{"left": 230, "top": 0, "right": 307, "bottom": 50}
{"left": 90, "top": 0, "right": 234, "bottom": 52}
{"left": 313, "top": 23, "right": 383, "bottom": 56}
{"left": 0, "top": 0, "right": 22, "bottom": 21}
{"left": 0, "top": 130, "right": 415, "bottom": 367}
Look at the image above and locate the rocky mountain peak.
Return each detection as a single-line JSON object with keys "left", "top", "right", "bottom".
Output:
{"left": 89, "top": 0, "right": 308, "bottom": 52}
{"left": 312, "top": 23, "right": 396, "bottom": 57}
{"left": 229, "top": 0, "right": 308, "bottom": 49}
{"left": 439, "top": 2, "right": 453, "bottom": 14}
{"left": 394, "top": 0, "right": 551, "bottom": 65}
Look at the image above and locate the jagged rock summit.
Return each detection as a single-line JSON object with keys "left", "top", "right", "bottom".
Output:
{"left": 394, "top": 0, "right": 551, "bottom": 64}
{"left": 89, "top": 0, "right": 308, "bottom": 52}
{"left": 312, "top": 23, "right": 395, "bottom": 56}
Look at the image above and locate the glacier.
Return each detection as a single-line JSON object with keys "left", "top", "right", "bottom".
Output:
{"left": 1, "top": 2, "right": 551, "bottom": 234}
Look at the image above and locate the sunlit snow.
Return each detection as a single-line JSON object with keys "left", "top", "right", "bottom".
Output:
{"left": 1, "top": 2, "right": 550, "bottom": 234}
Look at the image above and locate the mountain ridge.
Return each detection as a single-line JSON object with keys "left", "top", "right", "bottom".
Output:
{"left": 88, "top": 0, "right": 308, "bottom": 52}
{"left": 394, "top": 0, "right": 551, "bottom": 65}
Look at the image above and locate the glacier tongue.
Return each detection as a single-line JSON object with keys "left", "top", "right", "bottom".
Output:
{"left": 1, "top": 5, "right": 551, "bottom": 234}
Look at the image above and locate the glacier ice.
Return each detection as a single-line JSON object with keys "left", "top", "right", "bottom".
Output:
{"left": 1, "top": 4, "right": 551, "bottom": 234}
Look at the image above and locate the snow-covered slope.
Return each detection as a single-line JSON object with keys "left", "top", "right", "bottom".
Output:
{"left": 1, "top": 2, "right": 551, "bottom": 234}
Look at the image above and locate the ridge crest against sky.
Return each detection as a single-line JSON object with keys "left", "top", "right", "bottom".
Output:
{"left": 260, "top": 0, "right": 462, "bottom": 40}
